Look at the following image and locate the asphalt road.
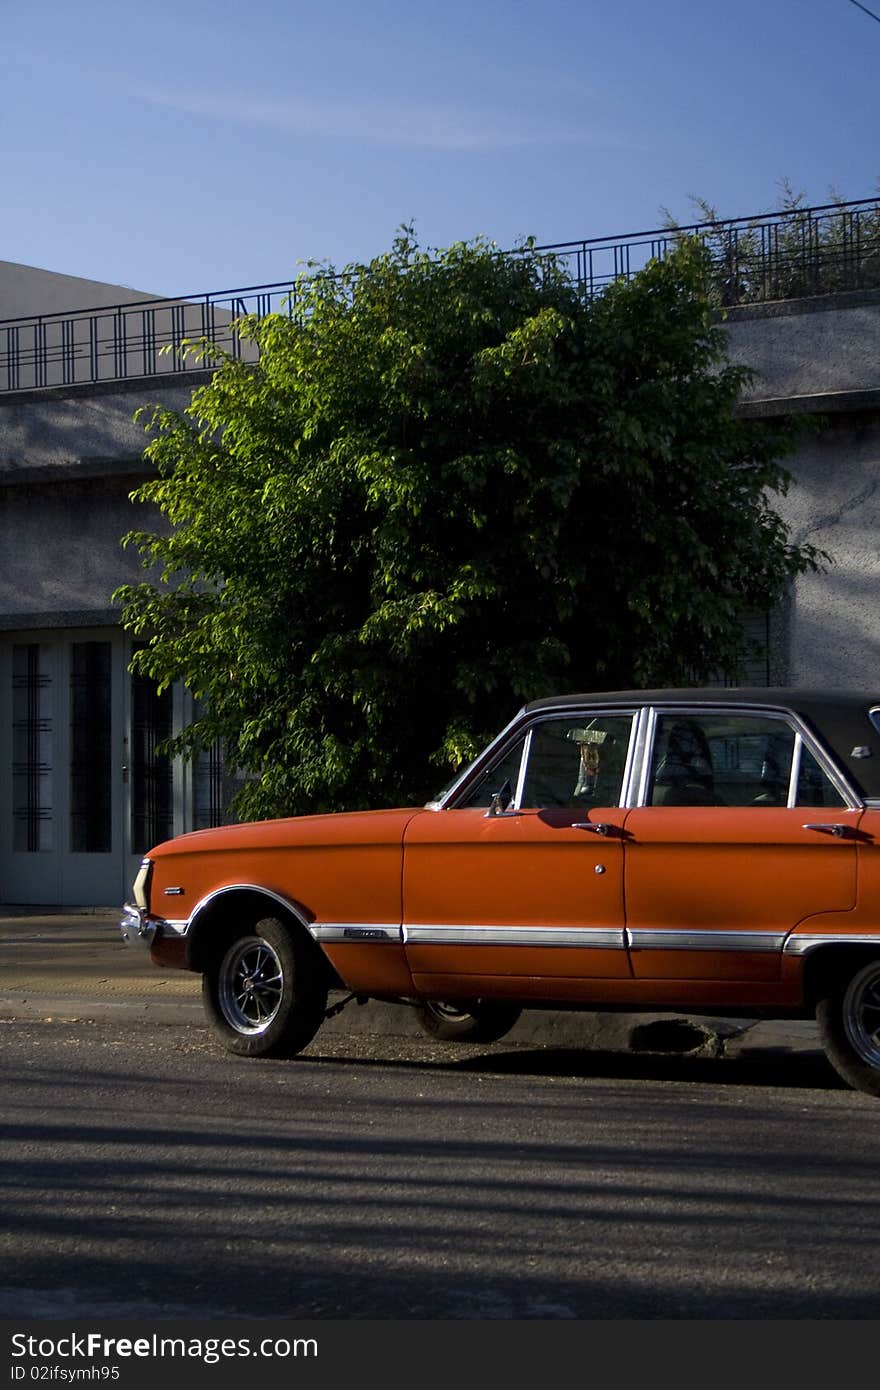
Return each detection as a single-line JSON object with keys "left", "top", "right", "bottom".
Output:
{"left": 2, "top": 1014, "right": 879, "bottom": 1322}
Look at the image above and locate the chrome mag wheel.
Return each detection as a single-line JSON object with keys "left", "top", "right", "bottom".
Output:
{"left": 424, "top": 1000, "right": 473, "bottom": 1023}
{"left": 218, "top": 935, "right": 285, "bottom": 1035}
{"left": 413, "top": 997, "right": 522, "bottom": 1043}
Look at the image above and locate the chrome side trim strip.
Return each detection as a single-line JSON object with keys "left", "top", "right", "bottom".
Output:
{"left": 179, "top": 895, "right": 880, "bottom": 958}
{"left": 627, "top": 928, "right": 786, "bottom": 953}
{"left": 403, "top": 924, "right": 624, "bottom": 949}
{"left": 783, "top": 932, "right": 880, "bottom": 956}
{"left": 307, "top": 922, "right": 844, "bottom": 954}
{"left": 311, "top": 923, "right": 402, "bottom": 943}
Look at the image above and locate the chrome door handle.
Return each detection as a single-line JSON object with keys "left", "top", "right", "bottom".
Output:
{"left": 802, "top": 822, "right": 848, "bottom": 837}
{"left": 572, "top": 822, "right": 611, "bottom": 835}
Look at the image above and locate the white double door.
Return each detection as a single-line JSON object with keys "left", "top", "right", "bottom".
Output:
{"left": 0, "top": 629, "right": 180, "bottom": 908}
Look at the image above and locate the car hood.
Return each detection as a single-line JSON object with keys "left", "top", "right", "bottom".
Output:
{"left": 147, "top": 806, "right": 429, "bottom": 859}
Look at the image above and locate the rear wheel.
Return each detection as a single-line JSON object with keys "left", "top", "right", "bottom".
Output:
{"left": 816, "top": 958, "right": 880, "bottom": 1097}
{"left": 414, "top": 999, "right": 522, "bottom": 1043}
{"left": 202, "top": 915, "right": 328, "bottom": 1058}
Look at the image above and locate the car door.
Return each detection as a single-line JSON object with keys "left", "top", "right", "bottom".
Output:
{"left": 624, "top": 707, "right": 862, "bottom": 986}
{"left": 402, "top": 710, "right": 637, "bottom": 1001}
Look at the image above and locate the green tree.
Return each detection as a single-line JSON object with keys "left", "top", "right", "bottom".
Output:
{"left": 665, "top": 181, "right": 880, "bottom": 305}
{"left": 115, "top": 230, "right": 822, "bottom": 820}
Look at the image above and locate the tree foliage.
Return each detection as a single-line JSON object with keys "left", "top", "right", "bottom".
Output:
{"left": 666, "top": 180, "right": 880, "bottom": 306}
{"left": 115, "top": 229, "right": 822, "bottom": 819}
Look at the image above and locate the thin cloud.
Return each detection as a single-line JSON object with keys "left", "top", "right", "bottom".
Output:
{"left": 131, "top": 82, "right": 624, "bottom": 153}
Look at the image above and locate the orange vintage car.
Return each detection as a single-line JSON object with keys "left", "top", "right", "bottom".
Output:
{"left": 121, "top": 689, "right": 880, "bottom": 1096}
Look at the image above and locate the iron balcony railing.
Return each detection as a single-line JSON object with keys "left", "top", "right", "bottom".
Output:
{"left": 2, "top": 197, "right": 879, "bottom": 396}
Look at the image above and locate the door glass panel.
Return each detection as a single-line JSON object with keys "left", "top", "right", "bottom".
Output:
{"left": 796, "top": 745, "right": 846, "bottom": 808}
{"left": 69, "top": 641, "right": 112, "bottom": 852}
{"left": 12, "top": 643, "right": 53, "bottom": 852}
{"left": 520, "top": 716, "right": 634, "bottom": 809}
{"left": 650, "top": 713, "right": 795, "bottom": 807}
{"left": 130, "top": 670, "right": 173, "bottom": 854}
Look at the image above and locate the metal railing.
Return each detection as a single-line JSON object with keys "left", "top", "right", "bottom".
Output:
{"left": 2, "top": 197, "right": 878, "bottom": 396}
{"left": 540, "top": 196, "right": 880, "bottom": 304}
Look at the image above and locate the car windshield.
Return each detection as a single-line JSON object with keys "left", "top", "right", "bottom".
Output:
{"left": 428, "top": 753, "right": 483, "bottom": 806}
{"left": 427, "top": 712, "right": 527, "bottom": 806}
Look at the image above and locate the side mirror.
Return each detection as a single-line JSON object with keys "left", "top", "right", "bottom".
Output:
{"left": 485, "top": 779, "right": 513, "bottom": 817}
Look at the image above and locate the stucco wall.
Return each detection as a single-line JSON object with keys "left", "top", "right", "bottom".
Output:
{"left": 770, "top": 415, "right": 880, "bottom": 689}
{"left": 0, "top": 260, "right": 162, "bottom": 322}
{"left": 721, "top": 289, "right": 880, "bottom": 690}
{"left": 0, "top": 374, "right": 209, "bottom": 628}
{"left": 0, "top": 473, "right": 161, "bottom": 628}
{"left": 724, "top": 288, "right": 880, "bottom": 409}
{"left": 0, "top": 376, "right": 208, "bottom": 483}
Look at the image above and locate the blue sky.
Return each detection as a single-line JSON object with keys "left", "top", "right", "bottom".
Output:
{"left": 3, "top": 0, "right": 878, "bottom": 299}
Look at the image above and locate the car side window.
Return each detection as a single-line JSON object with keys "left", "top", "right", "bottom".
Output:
{"left": 519, "top": 716, "right": 635, "bottom": 809}
{"left": 796, "top": 745, "right": 846, "bottom": 808}
{"left": 457, "top": 738, "right": 526, "bottom": 809}
{"left": 650, "top": 713, "right": 798, "bottom": 807}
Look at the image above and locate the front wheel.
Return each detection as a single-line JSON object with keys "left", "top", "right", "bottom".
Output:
{"left": 202, "top": 915, "right": 328, "bottom": 1058}
{"left": 413, "top": 999, "right": 522, "bottom": 1043}
{"left": 816, "top": 958, "right": 880, "bottom": 1097}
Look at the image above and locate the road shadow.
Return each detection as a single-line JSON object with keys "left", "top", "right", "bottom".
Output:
{"left": 299, "top": 1039, "right": 846, "bottom": 1093}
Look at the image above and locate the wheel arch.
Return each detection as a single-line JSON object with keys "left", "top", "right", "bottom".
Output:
{"left": 184, "top": 884, "right": 344, "bottom": 989}
{"left": 800, "top": 941, "right": 880, "bottom": 1009}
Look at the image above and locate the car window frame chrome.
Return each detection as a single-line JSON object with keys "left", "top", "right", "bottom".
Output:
{"left": 512, "top": 708, "right": 641, "bottom": 810}
{"left": 513, "top": 728, "right": 533, "bottom": 808}
{"left": 441, "top": 704, "right": 642, "bottom": 812}
{"left": 424, "top": 706, "right": 528, "bottom": 810}
{"left": 632, "top": 705, "right": 657, "bottom": 808}
{"left": 636, "top": 702, "right": 862, "bottom": 811}
{"left": 436, "top": 698, "right": 865, "bottom": 814}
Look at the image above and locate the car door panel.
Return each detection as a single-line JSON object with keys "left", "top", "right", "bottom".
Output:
{"left": 624, "top": 806, "right": 862, "bottom": 981}
{"left": 402, "top": 805, "right": 631, "bottom": 991}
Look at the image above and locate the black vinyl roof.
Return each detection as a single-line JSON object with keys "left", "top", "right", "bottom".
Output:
{"left": 523, "top": 688, "right": 880, "bottom": 801}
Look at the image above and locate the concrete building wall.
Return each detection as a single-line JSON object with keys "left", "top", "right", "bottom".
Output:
{"left": 0, "top": 260, "right": 240, "bottom": 393}
{"left": 0, "top": 374, "right": 210, "bottom": 627}
{"left": 767, "top": 414, "right": 880, "bottom": 689}
{"left": 725, "top": 287, "right": 880, "bottom": 409}
{"left": 722, "top": 288, "right": 880, "bottom": 691}
{"left": 0, "top": 260, "right": 163, "bottom": 321}
{"left": 0, "top": 474, "right": 153, "bottom": 628}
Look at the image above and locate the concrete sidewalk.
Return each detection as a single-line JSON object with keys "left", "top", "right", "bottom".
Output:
{"left": 0, "top": 905, "right": 826, "bottom": 1061}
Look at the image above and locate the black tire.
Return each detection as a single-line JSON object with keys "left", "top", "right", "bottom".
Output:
{"left": 413, "top": 998, "right": 522, "bottom": 1043}
{"left": 202, "top": 915, "right": 328, "bottom": 1058}
{"left": 816, "top": 957, "right": 880, "bottom": 1097}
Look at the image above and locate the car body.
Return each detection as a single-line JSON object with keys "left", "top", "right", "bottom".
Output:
{"left": 121, "top": 688, "right": 880, "bottom": 1096}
